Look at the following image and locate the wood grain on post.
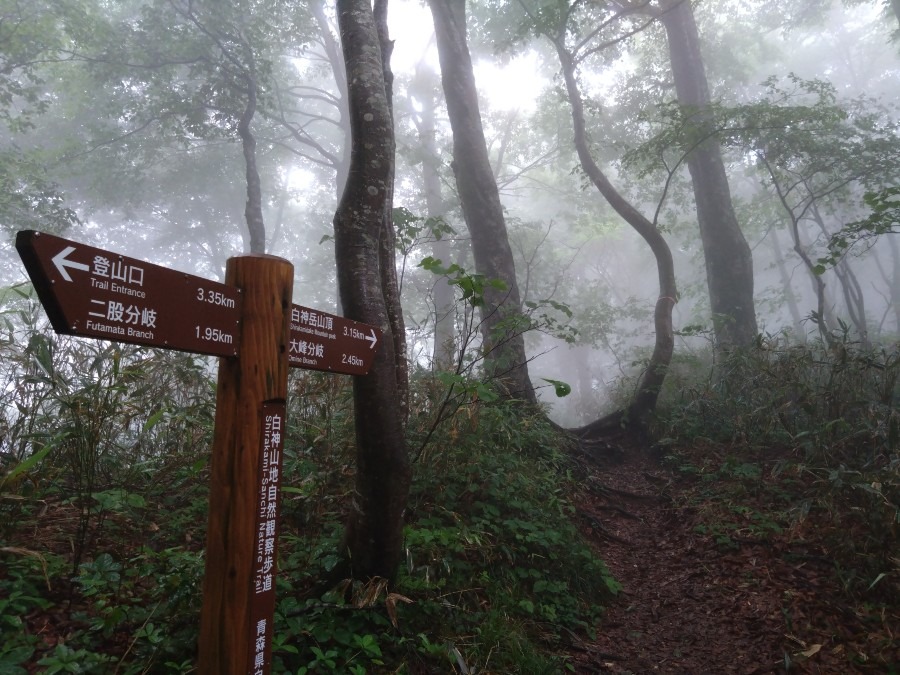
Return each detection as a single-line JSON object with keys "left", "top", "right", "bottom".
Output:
{"left": 198, "top": 254, "right": 293, "bottom": 675}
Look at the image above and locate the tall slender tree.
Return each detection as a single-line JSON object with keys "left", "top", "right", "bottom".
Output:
{"left": 374, "top": 0, "right": 410, "bottom": 423}
{"left": 166, "top": 0, "right": 268, "bottom": 252}
{"left": 427, "top": 0, "right": 537, "bottom": 403}
{"left": 657, "top": 0, "right": 758, "bottom": 347}
{"left": 408, "top": 64, "right": 457, "bottom": 370}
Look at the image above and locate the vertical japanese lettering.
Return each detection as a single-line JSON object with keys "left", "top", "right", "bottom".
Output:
{"left": 248, "top": 401, "right": 286, "bottom": 675}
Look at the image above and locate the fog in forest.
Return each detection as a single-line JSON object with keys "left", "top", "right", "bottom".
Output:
{"left": 2, "top": 0, "right": 899, "bottom": 426}
{"left": 4, "top": 2, "right": 900, "bottom": 671}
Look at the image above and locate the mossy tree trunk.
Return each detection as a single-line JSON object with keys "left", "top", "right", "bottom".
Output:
{"left": 334, "top": 0, "right": 410, "bottom": 582}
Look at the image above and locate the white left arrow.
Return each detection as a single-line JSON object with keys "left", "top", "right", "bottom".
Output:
{"left": 52, "top": 246, "right": 90, "bottom": 282}
{"left": 365, "top": 329, "right": 378, "bottom": 349}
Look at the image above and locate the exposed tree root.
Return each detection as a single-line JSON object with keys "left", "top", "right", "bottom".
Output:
{"left": 590, "top": 502, "right": 642, "bottom": 520}
{"left": 571, "top": 409, "right": 626, "bottom": 441}
{"left": 579, "top": 511, "right": 636, "bottom": 547}
{"left": 587, "top": 478, "right": 661, "bottom": 502}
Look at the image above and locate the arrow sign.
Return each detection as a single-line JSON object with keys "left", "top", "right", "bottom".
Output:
{"left": 288, "top": 303, "right": 381, "bottom": 375}
{"left": 52, "top": 246, "right": 90, "bottom": 281}
{"left": 16, "top": 230, "right": 242, "bottom": 357}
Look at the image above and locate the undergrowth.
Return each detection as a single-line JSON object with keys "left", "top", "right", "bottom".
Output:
{"left": 655, "top": 335, "right": 899, "bottom": 604}
{"left": 273, "top": 396, "right": 618, "bottom": 674}
{"left": 0, "top": 291, "right": 615, "bottom": 673}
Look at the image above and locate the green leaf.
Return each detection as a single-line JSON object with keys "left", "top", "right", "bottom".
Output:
{"left": 487, "top": 278, "right": 508, "bottom": 291}
{"left": 143, "top": 408, "right": 166, "bottom": 432}
{"left": 27, "top": 334, "right": 53, "bottom": 377}
{"left": 0, "top": 645, "right": 33, "bottom": 673}
{"left": 867, "top": 572, "right": 887, "bottom": 591}
{"left": 125, "top": 493, "right": 146, "bottom": 509}
{"left": 435, "top": 372, "right": 466, "bottom": 388}
{"left": 474, "top": 383, "right": 499, "bottom": 402}
{"left": 0, "top": 444, "right": 53, "bottom": 490}
{"left": 419, "top": 256, "right": 449, "bottom": 275}
{"left": 540, "top": 378, "right": 572, "bottom": 398}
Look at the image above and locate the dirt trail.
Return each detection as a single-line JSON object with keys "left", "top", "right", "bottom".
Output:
{"left": 567, "top": 449, "right": 894, "bottom": 674}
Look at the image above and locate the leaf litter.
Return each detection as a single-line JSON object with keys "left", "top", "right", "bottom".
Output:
{"left": 566, "top": 444, "right": 899, "bottom": 674}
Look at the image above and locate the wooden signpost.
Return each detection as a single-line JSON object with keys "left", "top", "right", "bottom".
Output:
{"left": 15, "top": 231, "right": 381, "bottom": 675}
{"left": 196, "top": 254, "right": 293, "bottom": 675}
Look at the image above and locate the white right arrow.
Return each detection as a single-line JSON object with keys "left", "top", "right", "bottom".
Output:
{"left": 365, "top": 329, "right": 378, "bottom": 349}
{"left": 51, "top": 246, "right": 89, "bottom": 282}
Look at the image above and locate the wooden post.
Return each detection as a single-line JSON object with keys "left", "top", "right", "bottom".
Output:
{"left": 198, "top": 255, "right": 293, "bottom": 675}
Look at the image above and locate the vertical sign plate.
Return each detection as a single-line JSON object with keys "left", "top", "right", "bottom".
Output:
{"left": 248, "top": 401, "right": 286, "bottom": 675}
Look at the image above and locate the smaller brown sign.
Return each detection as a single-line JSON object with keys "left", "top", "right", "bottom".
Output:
{"left": 248, "top": 400, "right": 285, "bottom": 675}
{"left": 16, "top": 230, "right": 241, "bottom": 357}
{"left": 288, "top": 304, "right": 381, "bottom": 375}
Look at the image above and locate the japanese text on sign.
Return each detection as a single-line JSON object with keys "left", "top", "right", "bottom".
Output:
{"left": 16, "top": 231, "right": 242, "bottom": 357}
{"left": 249, "top": 403, "right": 285, "bottom": 675}
{"left": 287, "top": 303, "right": 380, "bottom": 374}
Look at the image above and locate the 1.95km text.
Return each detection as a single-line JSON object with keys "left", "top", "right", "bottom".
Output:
{"left": 196, "top": 326, "right": 234, "bottom": 344}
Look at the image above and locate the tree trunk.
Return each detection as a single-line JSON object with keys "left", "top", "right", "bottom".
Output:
{"left": 555, "top": 42, "right": 676, "bottom": 434}
{"left": 833, "top": 258, "right": 869, "bottom": 346}
{"left": 427, "top": 0, "right": 536, "bottom": 403}
{"left": 237, "top": 47, "right": 266, "bottom": 254}
{"left": 311, "top": 0, "right": 351, "bottom": 201}
{"left": 787, "top": 216, "right": 837, "bottom": 346}
{"left": 660, "top": 0, "right": 757, "bottom": 348}
{"left": 374, "top": 0, "right": 410, "bottom": 423}
{"left": 808, "top": 204, "right": 869, "bottom": 346}
{"left": 429, "top": 208, "right": 456, "bottom": 370}
{"left": 410, "top": 65, "right": 456, "bottom": 370}
{"left": 334, "top": 0, "right": 411, "bottom": 582}
{"left": 768, "top": 228, "right": 806, "bottom": 341}
{"left": 886, "top": 236, "right": 900, "bottom": 332}
{"left": 568, "top": 344, "right": 596, "bottom": 424}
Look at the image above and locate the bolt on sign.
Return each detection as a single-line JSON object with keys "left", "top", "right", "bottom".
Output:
{"left": 16, "top": 230, "right": 242, "bottom": 357}
{"left": 289, "top": 303, "right": 381, "bottom": 375}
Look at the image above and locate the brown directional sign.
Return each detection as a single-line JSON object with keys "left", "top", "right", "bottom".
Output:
{"left": 288, "top": 304, "right": 381, "bottom": 375}
{"left": 16, "top": 230, "right": 242, "bottom": 357}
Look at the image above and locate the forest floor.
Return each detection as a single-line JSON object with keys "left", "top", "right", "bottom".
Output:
{"left": 567, "top": 444, "right": 899, "bottom": 674}
{"left": 4, "top": 427, "right": 897, "bottom": 674}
